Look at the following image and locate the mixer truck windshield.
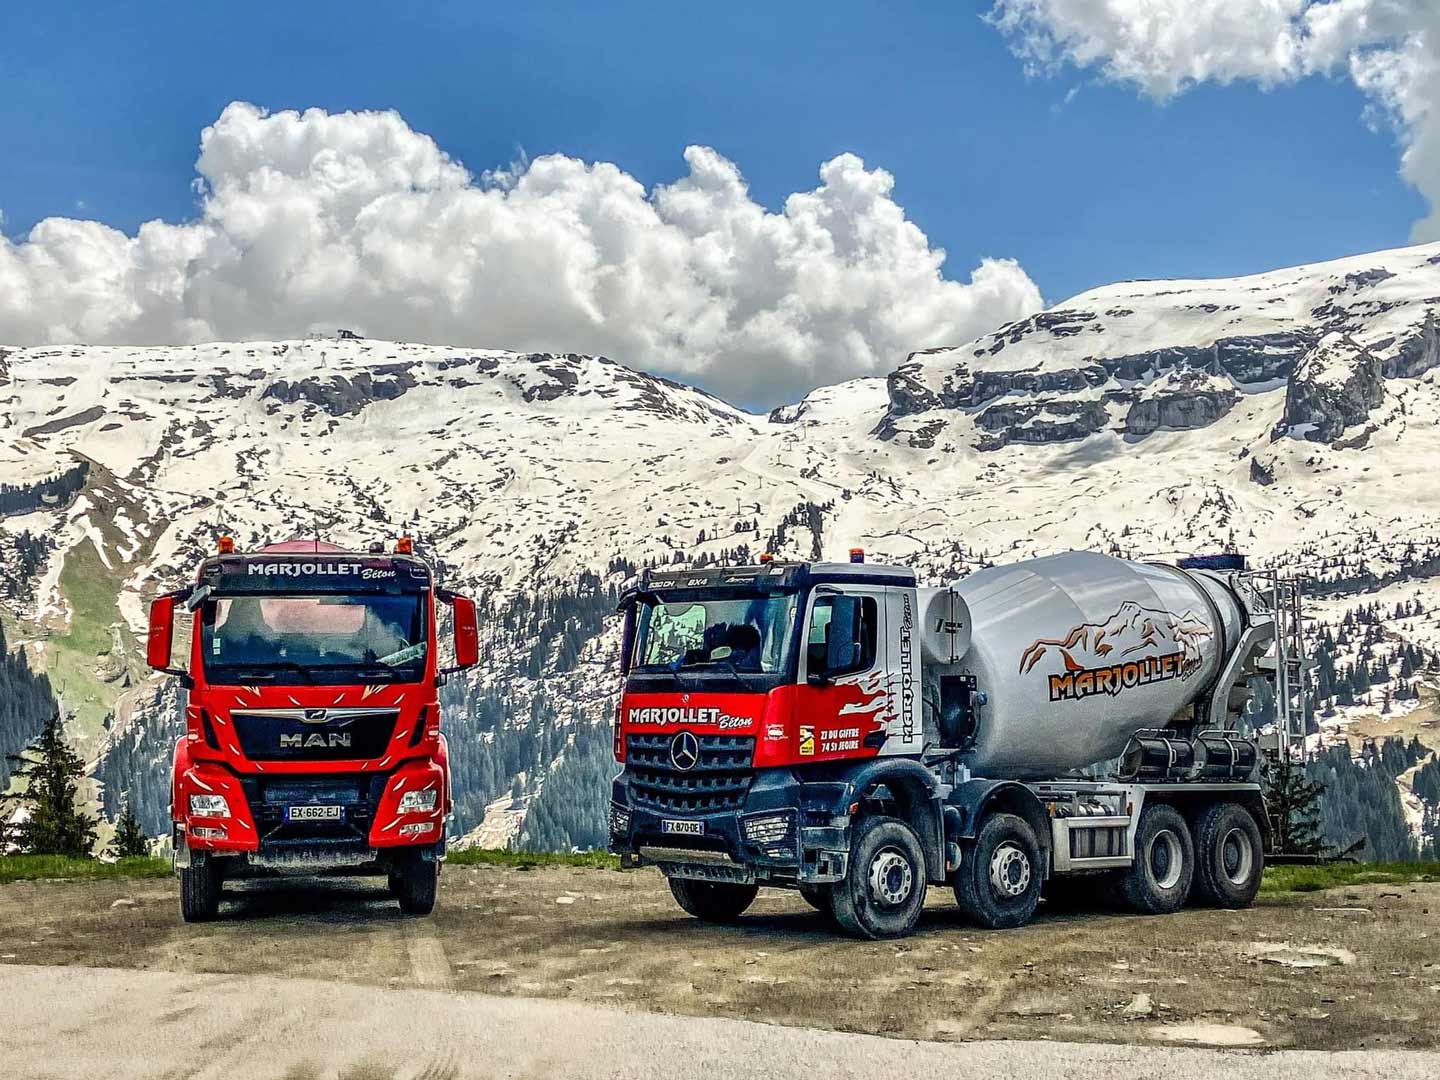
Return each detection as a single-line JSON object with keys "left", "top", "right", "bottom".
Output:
{"left": 633, "top": 594, "right": 796, "bottom": 675}
{"left": 200, "top": 592, "right": 427, "bottom": 685}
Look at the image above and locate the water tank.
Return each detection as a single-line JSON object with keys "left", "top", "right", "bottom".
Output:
{"left": 945, "top": 551, "right": 1246, "bottom": 778}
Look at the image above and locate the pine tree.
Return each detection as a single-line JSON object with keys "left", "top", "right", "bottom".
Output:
{"left": 1263, "top": 752, "right": 1326, "bottom": 857}
{"left": 109, "top": 803, "right": 150, "bottom": 858}
{"left": 2, "top": 709, "right": 97, "bottom": 857}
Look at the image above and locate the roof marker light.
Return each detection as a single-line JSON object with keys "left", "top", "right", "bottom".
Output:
{"left": 217, "top": 536, "right": 235, "bottom": 554}
{"left": 396, "top": 536, "right": 414, "bottom": 555}
{"left": 849, "top": 548, "right": 865, "bottom": 564}
{"left": 758, "top": 553, "right": 774, "bottom": 564}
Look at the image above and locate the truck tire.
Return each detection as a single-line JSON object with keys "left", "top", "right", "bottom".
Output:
{"left": 1118, "top": 803, "right": 1194, "bottom": 915}
{"left": 953, "top": 812, "right": 1043, "bottom": 930}
{"left": 830, "top": 816, "right": 928, "bottom": 940}
{"left": 798, "top": 884, "right": 835, "bottom": 918}
{"left": 179, "top": 854, "right": 222, "bottom": 923}
{"left": 1191, "top": 802, "right": 1264, "bottom": 908}
{"left": 668, "top": 878, "right": 759, "bottom": 923}
{"left": 392, "top": 853, "right": 439, "bottom": 916}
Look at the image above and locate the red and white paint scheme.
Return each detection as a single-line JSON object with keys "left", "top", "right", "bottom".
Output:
{"left": 610, "top": 551, "right": 1289, "bottom": 940}
{"left": 147, "top": 537, "right": 478, "bottom": 921}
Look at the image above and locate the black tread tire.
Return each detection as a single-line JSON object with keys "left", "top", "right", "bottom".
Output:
{"left": 952, "top": 812, "right": 1043, "bottom": 930}
{"left": 831, "top": 816, "right": 928, "bottom": 940}
{"left": 179, "top": 855, "right": 222, "bottom": 923}
{"left": 1190, "top": 802, "right": 1264, "bottom": 908}
{"left": 394, "top": 854, "right": 439, "bottom": 916}
{"left": 1118, "top": 803, "right": 1195, "bottom": 915}
{"left": 668, "top": 878, "right": 759, "bottom": 923}
{"left": 798, "top": 884, "right": 835, "bottom": 918}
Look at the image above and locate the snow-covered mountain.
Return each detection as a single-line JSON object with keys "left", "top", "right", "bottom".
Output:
{"left": 4, "top": 241, "right": 1440, "bottom": 850}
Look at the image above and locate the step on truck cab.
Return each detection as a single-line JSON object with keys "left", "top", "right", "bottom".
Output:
{"left": 609, "top": 549, "right": 1284, "bottom": 938}
{"left": 146, "top": 537, "right": 479, "bottom": 921}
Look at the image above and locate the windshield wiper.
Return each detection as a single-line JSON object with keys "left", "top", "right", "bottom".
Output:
{"left": 228, "top": 661, "right": 315, "bottom": 683}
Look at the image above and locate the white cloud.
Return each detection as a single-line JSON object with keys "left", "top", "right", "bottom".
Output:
{"left": 0, "top": 102, "right": 1042, "bottom": 407}
{"left": 988, "top": 1, "right": 1440, "bottom": 240}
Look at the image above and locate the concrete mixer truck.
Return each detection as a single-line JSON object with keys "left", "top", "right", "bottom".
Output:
{"left": 609, "top": 550, "right": 1288, "bottom": 939}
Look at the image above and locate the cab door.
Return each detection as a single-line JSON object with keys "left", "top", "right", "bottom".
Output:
{"left": 792, "top": 586, "right": 893, "bottom": 761}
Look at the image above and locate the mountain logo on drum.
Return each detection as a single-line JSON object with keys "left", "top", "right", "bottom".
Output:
{"left": 1018, "top": 601, "right": 1212, "bottom": 702}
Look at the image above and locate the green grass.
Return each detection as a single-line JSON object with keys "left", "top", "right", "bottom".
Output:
{"left": 446, "top": 848, "right": 620, "bottom": 871}
{"left": 0, "top": 854, "right": 171, "bottom": 883}
{"left": 1260, "top": 861, "right": 1440, "bottom": 895}
{"left": 45, "top": 536, "right": 137, "bottom": 742}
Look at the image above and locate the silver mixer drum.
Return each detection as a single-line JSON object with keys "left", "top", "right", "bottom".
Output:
{"left": 947, "top": 551, "right": 1245, "bottom": 778}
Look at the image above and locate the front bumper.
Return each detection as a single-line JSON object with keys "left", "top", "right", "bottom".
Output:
{"left": 173, "top": 757, "right": 447, "bottom": 870}
{"left": 609, "top": 767, "right": 852, "bottom": 884}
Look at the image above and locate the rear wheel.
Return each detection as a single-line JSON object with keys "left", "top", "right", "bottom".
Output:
{"left": 953, "top": 812, "right": 1043, "bottom": 930}
{"left": 831, "top": 816, "right": 928, "bottom": 940}
{"left": 179, "top": 853, "right": 222, "bottom": 923}
{"left": 668, "top": 878, "right": 759, "bottom": 923}
{"left": 1191, "top": 802, "right": 1264, "bottom": 908}
{"left": 1118, "top": 803, "right": 1194, "bottom": 915}
{"left": 392, "top": 852, "right": 439, "bottom": 916}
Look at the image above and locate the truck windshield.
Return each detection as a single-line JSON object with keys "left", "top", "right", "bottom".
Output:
{"left": 633, "top": 594, "right": 796, "bottom": 674}
{"left": 200, "top": 593, "right": 426, "bottom": 685}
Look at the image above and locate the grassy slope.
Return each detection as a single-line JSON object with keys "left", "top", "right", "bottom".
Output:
{"left": 0, "top": 855, "right": 170, "bottom": 883}
{"left": 1259, "top": 860, "right": 1440, "bottom": 894}
{"left": 5, "top": 852, "right": 1435, "bottom": 888}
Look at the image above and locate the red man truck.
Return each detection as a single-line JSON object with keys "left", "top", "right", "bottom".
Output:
{"left": 145, "top": 538, "right": 479, "bottom": 921}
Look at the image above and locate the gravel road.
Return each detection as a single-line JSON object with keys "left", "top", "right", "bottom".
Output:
{"left": 3, "top": 962, "right": 1437, "bottom": 1080}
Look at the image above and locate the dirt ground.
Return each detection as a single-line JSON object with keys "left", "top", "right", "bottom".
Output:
{"left": 2, "top": 865, "right": 1437, "bottom": 1052}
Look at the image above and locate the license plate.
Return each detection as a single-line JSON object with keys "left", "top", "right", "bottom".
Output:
{"left": 661, "top": 819, "right": 703, "bottom": 836}
{"left": 287, "top": 804, "right": 342, "bottom": 822}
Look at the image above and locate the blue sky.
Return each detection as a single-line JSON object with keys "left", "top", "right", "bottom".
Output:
{"left": 1, "top": 1, "right": 1421, "bottom": 306}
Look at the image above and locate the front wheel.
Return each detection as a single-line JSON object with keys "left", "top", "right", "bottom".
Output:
{"left": 668, "top": 878, "right": 759, "bottom": 923}
{"left": 391, "top": 853, "right": 439, "bottom": 916}
{"left": 831, "top": 816, "right": 928, "bottom": 940}
{"left": 179, "top": 853, "right": 222, "bottom": 923}
{"left": 953, "top": 812, "right": 1043, "bottom": 930}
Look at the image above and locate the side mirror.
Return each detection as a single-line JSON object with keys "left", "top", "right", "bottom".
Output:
{"left": 441, "top": 593, "right": 479, "bottom": 673}
{"left": 147, "top": 595, "right": 176, "bottom": 670}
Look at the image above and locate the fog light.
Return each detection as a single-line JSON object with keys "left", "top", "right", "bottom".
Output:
{"left": 609, "top": 804, "right": 632, "bottom": 836}
{"left": 189, "top": 794, "right": 230, "bottom": 818}
{"left": 743, "top": 811, "right": 793, "bottom": 846}
{"left": 399, "top": 822, "right": 435, "bottom": 838}
{"left": 192, "top": 826, "right": 226, "bottom": 840}
{"left": 397, "top": 787, "right": 438, "bottom": 814}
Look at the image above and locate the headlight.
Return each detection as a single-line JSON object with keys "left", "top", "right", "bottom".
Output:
{"left": 398, "top": 788, "right": 439, "bottom": 814}
{"left": 743, "top": 811, "right": 794, "bottom": 846}
{"left": 188, "top": 794, "right": 230, "bottom": 818}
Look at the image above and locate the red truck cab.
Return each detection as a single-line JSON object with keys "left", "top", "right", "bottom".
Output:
{"left": 146, "top": 538, "right": 478, "bottom": 921}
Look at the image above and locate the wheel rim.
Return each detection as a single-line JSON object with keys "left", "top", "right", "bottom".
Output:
{"left": 989, "top": 842, "right": 1032, "bottom": 899}
{"left": 1149, "top": 829, "right": 1184, "bottom": 890}
{"left": 867, "top": 846, "right": 914, "bottom": 907}
{"left": 1219, "top": 826, "right": 1254, "bottom": 887}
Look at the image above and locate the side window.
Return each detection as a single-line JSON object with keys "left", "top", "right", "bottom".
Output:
{"left": 807, "top": 594, "right": 877, "bottom": 680}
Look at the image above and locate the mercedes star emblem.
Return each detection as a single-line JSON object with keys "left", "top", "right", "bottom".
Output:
{"left": 669, "top": 730, "right": 700, "bottom": 772}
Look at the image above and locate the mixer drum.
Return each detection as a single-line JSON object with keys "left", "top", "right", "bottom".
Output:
{"left": 946, "top": 551, "right": 1244, "bottom": 779}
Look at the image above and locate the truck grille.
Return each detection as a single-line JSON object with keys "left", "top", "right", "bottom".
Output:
{"left": 625, "top": 733, "right": 755, "bottom": 815}
{"left": 230, "top": 708, "right": 399, "bottom": 762}
{"left": 238, "top": 773, "right": 387, "bottom": 844}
